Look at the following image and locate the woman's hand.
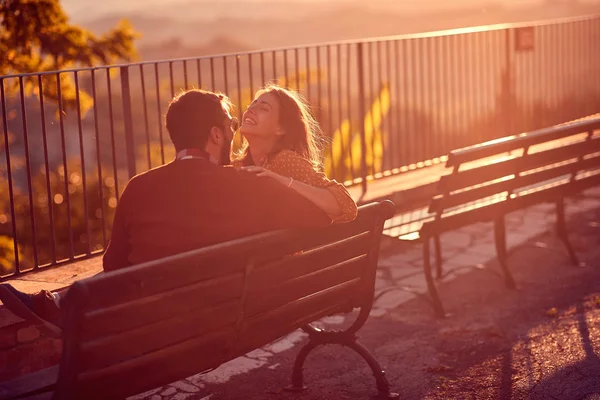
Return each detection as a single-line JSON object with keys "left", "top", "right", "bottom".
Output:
{"left": 239, "top": 166, "right": 293, "bottom": 187}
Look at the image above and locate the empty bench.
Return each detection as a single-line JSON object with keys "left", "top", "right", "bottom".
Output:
{"left": 1, "top": 200, "right": 398, "bottom": 399}
{"left": 419, "top": 117, "right": 600, "bottom": 317}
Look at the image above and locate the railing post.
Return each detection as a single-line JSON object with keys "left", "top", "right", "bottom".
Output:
{"left": 120, "top": 66, "right": 137, "bottom": 179}
{"left": 356, "top": 42, "right": 368, "bottom": 197}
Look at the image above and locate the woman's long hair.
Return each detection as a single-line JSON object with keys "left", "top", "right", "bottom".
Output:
{"left": 235, "top": 84, "right": 326, "bottom": 171}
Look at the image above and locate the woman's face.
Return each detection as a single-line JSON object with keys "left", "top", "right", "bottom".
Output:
{"left": 240, "top": 92, "right": 282, "bottom": 138}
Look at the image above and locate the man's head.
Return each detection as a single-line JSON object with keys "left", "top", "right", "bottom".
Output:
{"left": 165, "top": 89, "right": 238, "bottom": 165}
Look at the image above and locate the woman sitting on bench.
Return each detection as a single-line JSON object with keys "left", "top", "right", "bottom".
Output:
{"left": 233, "top": 84, "right": 357, "bottom": 224}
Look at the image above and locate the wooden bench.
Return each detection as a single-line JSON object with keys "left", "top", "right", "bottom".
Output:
{"left": 1, "top": 201, "right": 398, "bottom": 400}
{"left": 419, "top": 118, "right": 600, "bottom": 317}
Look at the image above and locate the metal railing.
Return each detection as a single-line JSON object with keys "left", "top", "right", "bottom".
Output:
{"left": 1, "top": 14, "right": 599, "bottom": 278}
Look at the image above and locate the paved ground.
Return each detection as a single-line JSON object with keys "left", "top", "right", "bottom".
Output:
{"left": 124, "top": 188, "right": 600, "bottom": 400}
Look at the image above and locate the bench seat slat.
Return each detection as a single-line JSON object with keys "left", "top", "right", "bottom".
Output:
{"left": 77, "top": 328, "right": 236, "bottom": 399}
{"left": 247, "top": 255, "right": 367, "bottom": 317}
{"left": 82, "top": 273, "right": 244, "bottom": 338}
{"left": 80, "top": 300, "right": 239, "bottom": 372}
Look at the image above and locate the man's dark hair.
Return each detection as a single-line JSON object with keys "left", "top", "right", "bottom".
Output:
{"left": 165, "top": 89, "right": 233, "bottom": 151}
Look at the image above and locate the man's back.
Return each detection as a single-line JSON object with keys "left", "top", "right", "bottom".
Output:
{"left": 103, "top": 159, "right": 330, "bottom": 271}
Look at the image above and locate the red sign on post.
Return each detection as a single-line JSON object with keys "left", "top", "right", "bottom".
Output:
{"left": 515, "top": 26, "right": 535, "bottom": 52}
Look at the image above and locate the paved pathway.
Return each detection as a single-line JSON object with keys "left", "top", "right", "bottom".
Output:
{"left": 128, "top": 187, "right": 600, "bottom": 400}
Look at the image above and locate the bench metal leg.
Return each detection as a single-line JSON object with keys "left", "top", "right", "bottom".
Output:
{"left": 434, "top": 235, "right": 443, "bottom": 280}
{"left": 423, "top": 237, "right": 445, "bottom": 318}
{"left": 494, "top": 218, "right": 517, "bottom": 289}
{"left": 286, "top": 325, "right": 399, "bottom": 398}
{"left": 556, "top": 199, "right": 580, "bottom": 266}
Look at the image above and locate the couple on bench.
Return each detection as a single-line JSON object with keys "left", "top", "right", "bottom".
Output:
{"left": 0, "top": 84, "right": 358, "bottom": 336}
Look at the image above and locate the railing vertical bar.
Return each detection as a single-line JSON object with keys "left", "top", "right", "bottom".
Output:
{"left": 18, "top": 77, "right": 39, "bottom": 268}
{"left": 1, "top": 79, "right": 21, "bottom": 274}
{"left": 119, "top": 67, "right": 136, "bottom": 179}
{"left": 376, "top": 41, "right": 384, "bottom": 174}
{"left": 316, "top": 46, "right": 322, "bottom": 122}
{"left": 154, "top": 63, "right": 165, "bottom": 164}
{"left": 236, "top": 55, "right": 242, "bottom": 123}
{"left": 356, "top": 42, "right": 368, "bottom": 195}
{"left": 139, "top": 65, "right": 152, "bottom": 170}
{"left": 435, "top": 35, "right": 446, "bottom": 158}
{"left": 425, "top": 37, "right": 436, "bottom": 159}
{"left": 345, "top": 43, "right": 356, "bottom": 180}
{"left": 326, "top": 45, "right": 334, "bottom": 175}
{"left": 210, "top": 57, "right": 216, "bottom": 91}
{"left": 223, "top": 56, "right": 229, "bottom": 94}
{"left": 463, "top": 34, "right": 474, "bottom": 143}
{"left": 306, "top": 47, "right": 311, "bottom": 101}
{"left": 385, "top": 40, "right": 393, "bottom": 172}
{"left": 294, "top": 48, "right": 300, "bottom": 90}
{"left": 405, "top": 39, "right": 415, "bottom": 165}
{"left": 272, "top": 50, "right": 277, "bottom": 83}
{"left": 259, "top": 52, "right": 265, "bottom": 89}
{"left": 368, "top": 42, "right": 376, "bottom": 175}
{"left": 575, "top": 21, "right": 583, "bottom": 117}
{"left": 409, "top": 39, "right": 419, "bottom": 163}
{"left": 284, "top": 50, "right": 289, "bottom": 87}
{"left": 105, "top": 69, "right": 120, "bottom": 199}
{"left": 447, "top": 35, "right": 457, "bottom": 150}
{"left": 395, "top": 39, "right": 404, "bottom": 167}
{"left": 56, "top": 73, "right": 74, "bottom": 258}
{"left": 336, "top": 44, "right": 345, "bottom": 177}
{"left": 90, "top": 71, "right": 107, "bottom": 248}
{"left": 183, "top": 60, "right": 189, "bottom": 89}
{"left": 249, "top": 53, "right": 255, "bottom": 96}
{"left": 458, "top": 33, "right": 468, "bottom": 145}
{"left": 196, "top": 59, "right": 202, "bottom": 88}
{"left": 169, "top": 62, "right": 175, "bottom": 98}
{"left": 37, "top": 75, "right": 57, "bottom": 263}
{"left": 526, "top": 28, "right": 535, "bottom": 129}
{"left": 74, "top": 72, "right": 91, "bottom": 255}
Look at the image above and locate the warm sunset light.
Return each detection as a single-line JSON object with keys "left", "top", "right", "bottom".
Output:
{"left": 1, "top": 0, "right": 600, "bottom": 399}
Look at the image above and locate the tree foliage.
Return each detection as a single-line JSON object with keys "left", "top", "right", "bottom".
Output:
{"left": 0, "top": 0, "right": 139, "bottom": 111}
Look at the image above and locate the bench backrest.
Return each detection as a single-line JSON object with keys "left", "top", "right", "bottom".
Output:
{"left": 422, "top": 118, "right": 600, "bottom": 235}
{"left": 53, "top": 200, "right": 395, "bottom": 399}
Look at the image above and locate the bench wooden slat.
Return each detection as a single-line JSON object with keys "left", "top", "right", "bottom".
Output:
{"left": 423, "top": 171, "right": 600, "bottom": 236}
{"left": 0, "top": 366, "right": 58, "bottom": 400}
{"left": 84, "top": 255, "right": 246, "bottom": 310}
{"left": 247, "top": 255, "right": 367, "bottom": 317}
{"left": 80, "top": 300, "right": 239, "bottom": 372}
{"left": 430, "top": 153, "right": 600, "bottom": 213}
{"left": 239, "top": 279, "right": 362, "bottom": 352}
{"left": 82, "top": 273, "right": 244, "bottom": 339}
{"left": 248, "top": 232, "right": 372, "bottom": 291}
{"left": 447, "top": 118, "right": 600, "bottom": 166}
{"left": 440, "top": 136, "right": 600, "bottom": 193}
{"left": 76, "top": 328, "right": 236, "bottom": 399}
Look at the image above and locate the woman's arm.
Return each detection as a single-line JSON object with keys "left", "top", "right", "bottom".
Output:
{"left": 239, "top": 150, "right": 358, "bottom": 222}
{"left": 240, "top": 165, "right": 343, "bottom": 216}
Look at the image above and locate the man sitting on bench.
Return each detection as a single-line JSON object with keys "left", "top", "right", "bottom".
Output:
{"left": 0, "top": 89, "right": 331, "bottom": 336}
